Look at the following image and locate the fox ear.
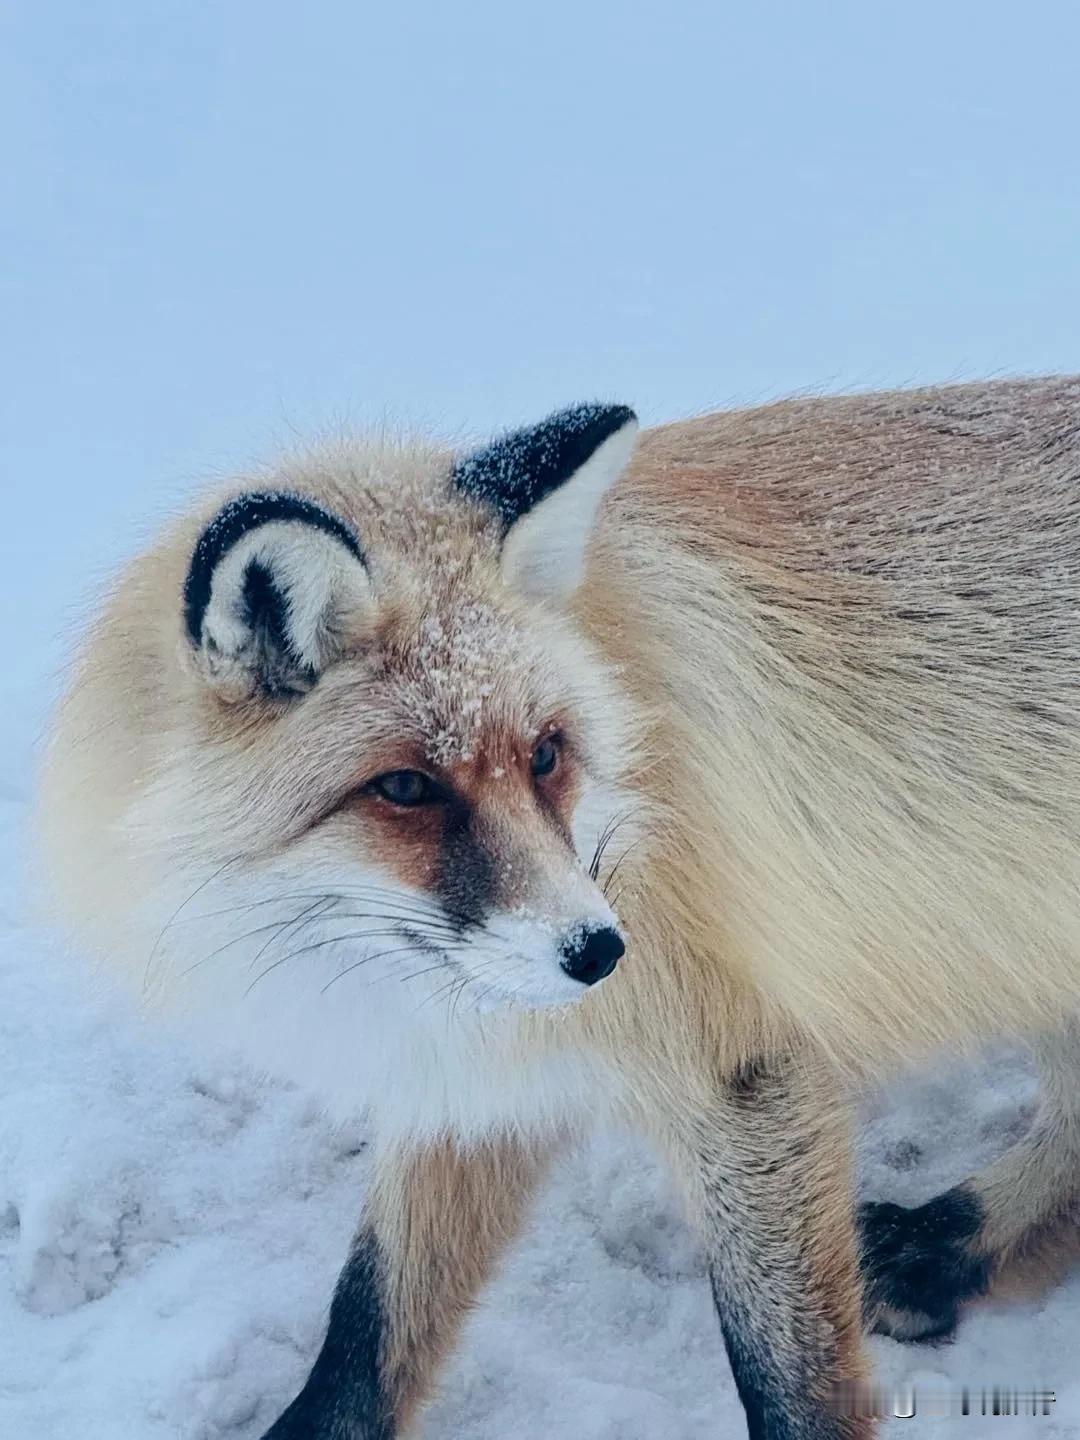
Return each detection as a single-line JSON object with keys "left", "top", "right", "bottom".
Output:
{"left": 453, "top": 403, "right": 639, "bottom": 602}
{"left": 183, "top": 492, "right": 370, "bottom": 701}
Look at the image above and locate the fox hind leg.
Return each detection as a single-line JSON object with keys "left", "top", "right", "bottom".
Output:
{"left": 861, "top": 1023, "right": 1080, "bottom": 1343}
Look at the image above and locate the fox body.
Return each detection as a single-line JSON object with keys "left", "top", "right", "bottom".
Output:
{"left": 38, "top": 379, "right": 1080, "bottom": 1438}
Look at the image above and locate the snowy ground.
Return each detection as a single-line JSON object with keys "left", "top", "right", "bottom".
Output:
{"left": 2, "top": 691, "right": 1079, "bottom": 1439}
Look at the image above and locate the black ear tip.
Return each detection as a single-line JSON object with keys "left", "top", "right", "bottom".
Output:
{"left": 452, "top": 401, "right": 639, "bottom": 528}
{"left": 552, "top": 401, "right": 638, "bottom": 438}
{"left": 183, "top": 491, "right": 363, "bottom": 647}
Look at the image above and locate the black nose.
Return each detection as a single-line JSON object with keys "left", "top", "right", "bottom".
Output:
{"left": 559, "top": 925, "right": 625, "bottom": 986}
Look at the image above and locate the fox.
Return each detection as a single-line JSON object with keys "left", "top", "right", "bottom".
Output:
{"left": 35, "top": 377, "right": 1080, "bottom": 1440}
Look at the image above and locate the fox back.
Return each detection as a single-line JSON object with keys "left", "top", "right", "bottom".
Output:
{"left": 37, "top": 378, "right": 1080, "bottom": 1142}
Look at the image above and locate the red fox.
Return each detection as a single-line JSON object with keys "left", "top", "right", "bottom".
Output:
{"left": 37, "top": 379, "right": 1080, "bottom": 1439}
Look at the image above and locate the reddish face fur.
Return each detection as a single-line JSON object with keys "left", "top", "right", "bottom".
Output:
{"left": 157, "top": 513, "right": 634, "bottom": 1014}
{"left": 305, "top": 585, "right": 601, "bottom": 935}
{"left": 342, "top": 720, "right": 583, "bottom": 918}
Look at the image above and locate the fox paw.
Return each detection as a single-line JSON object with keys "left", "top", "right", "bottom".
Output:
{"left": 859, "top": 1186, "right": 991, "bottom": 1342}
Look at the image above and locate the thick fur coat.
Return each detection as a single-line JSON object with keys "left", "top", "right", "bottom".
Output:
{"left": 37, "top": 378, "right": 1080, "bottom": 1439}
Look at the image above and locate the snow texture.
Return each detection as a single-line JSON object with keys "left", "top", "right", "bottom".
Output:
{"left": 2, "top": 698, "right": 1079, "bottom": 1438}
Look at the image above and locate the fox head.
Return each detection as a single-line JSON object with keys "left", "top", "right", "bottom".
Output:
{"left": 39, "top": 404, "right": 645, "bottom": 1119}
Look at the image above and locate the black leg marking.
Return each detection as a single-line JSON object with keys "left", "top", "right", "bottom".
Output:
{"left": 263, "top": 1232, "right": 390, "bottom": 1440}
{"left": 711, "top": 1260, "right": 864, "bottom": 1440}
{"left": 712, "top": 1285, "right": 824, "bottom": 1440}
{"left": 860, "top": 1184, "right": 991, "bottom": 1343}
{"left": 703, "top": 1061, "right": 866, "bottom": 1439}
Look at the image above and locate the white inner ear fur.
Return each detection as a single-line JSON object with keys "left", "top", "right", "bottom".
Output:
{"left": 201, "top": 520, "right": 370, "bottom": 680}
{"left": 500, "top": 417, "right": 639, "bottom": 602}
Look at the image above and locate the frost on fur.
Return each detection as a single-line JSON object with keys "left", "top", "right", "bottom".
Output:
{"left": 454, "top": 402, "right": 639, "bottom": 602}
{"left": 39, "top": 377, "right": 1080, "bottom": 1440}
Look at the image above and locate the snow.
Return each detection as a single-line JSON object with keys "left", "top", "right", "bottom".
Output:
{"left": 2, "top": 681, "right": 1079, "bottom": 1439}
{"left": 7, "top": 1, "right": 1080, "bottom": 1429}
{"left": 404, "top": 605, "right": 512, "bottom": 767}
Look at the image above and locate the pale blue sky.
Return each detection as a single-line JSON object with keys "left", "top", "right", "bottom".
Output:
{"left": 4, "top": 1, "right": 1080, "bottom": 698}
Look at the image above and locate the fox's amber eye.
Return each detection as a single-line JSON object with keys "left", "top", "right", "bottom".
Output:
{"left": 531, "top": 736, "right": 560, "bottom": 777}
{"left": 372, "top": 770, "right": 437, "bottom": 807}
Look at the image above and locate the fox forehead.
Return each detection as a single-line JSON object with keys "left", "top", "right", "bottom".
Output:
{"left": 379, "top": 600, "right": 546, "bottom": 768}
{"left": 226, "top": 588, "right": 577, "bottom": 789}
{"left": 194, "top": 456, "right": 546, "bottom": 735}
{"left": 118, "top": 415, "right": 639, "bottom": 862}
{"left": 267, "top": 466, "right": 590, "bottom": 766}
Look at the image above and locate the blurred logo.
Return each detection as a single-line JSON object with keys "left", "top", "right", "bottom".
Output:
{"left": 831, "top": 1383, "right": 1056, "bottom": 1418}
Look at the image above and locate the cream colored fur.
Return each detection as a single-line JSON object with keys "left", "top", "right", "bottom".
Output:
{"left": 38, "top": 376, "right": 1080, "bottom": 1113}
{"left": 34, "top": 376, "right": 1080, "bottom": 1438}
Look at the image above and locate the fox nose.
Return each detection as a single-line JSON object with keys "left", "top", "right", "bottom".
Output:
{"left": 559, "top": 925, "right": 625, "bottom": 986}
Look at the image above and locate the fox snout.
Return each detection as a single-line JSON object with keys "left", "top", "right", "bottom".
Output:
{"left": 450, "top": 866, "right": 625, "bottom": 1009}
{"left": 559, "top": 924, "right": 624, "bottom": 986}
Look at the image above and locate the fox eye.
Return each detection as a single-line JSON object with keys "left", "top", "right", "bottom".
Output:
{"left": 530, "top": 736, "right": 560, "bottom": 777}
{"left": 372, "top": 770, "right": 438, "bottom": 807}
